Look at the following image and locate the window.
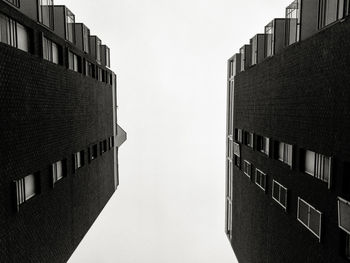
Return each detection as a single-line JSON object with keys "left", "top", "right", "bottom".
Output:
{"left": 108, "top": 136, "right": 114, "bottom": 150}
{"left": 96, "top": 38, "right": 101, "bottom": 64}
{"left": 227, "top": 139, "right": 233, "bottom": 160}
{"left": 42, "top": 36, "right": 59, "bottom": 64}
{"left": 346, "top": 234, "right": 350, "bottom": 260}
{"left": 98, "top": 68, "right": 103, "bottom": 82}
{"left": 68, "top": 51, "right": 79, "bottom": 72}
{"left": 278, "top": 142, "right": 293, "bottom": 167}
{"left": 100, "top": 140, "right": 107, "bottom": 154}
{"left": 257, "top": 135, "right": 270, "bottom": 156}
{"left": 234, "top": 128, "right": 242, "bottom": 143}
{"left": 285, "top": 0, "right": 300, "bottom": 46}
{"left": 243, "top": 160, "right": 251, "bottom": 178}
{"left": 255, "top": 169, "right": 266, "bottom": 191}
{"left": 0, "top": 14, "right": 29, "bottom": 52}
{"left": 265, "top": 21, "right": 274, "bottom": 57}
{"left": 52, "top": 160, "right": 66, "bottom": 186}
{"left": 297, "top": 197, "right": 322, "bottom": 240}
{"left": 339, "top": 0, "right": 350, "bottom": 19}
{"left": 244, "top": 131, "right": 254, "bottom": 148}
{"left": 83, "top": 25, "right": 90, "bottom": 53}
{"left": 272, "top": 180, "right": 287, "bottom": 210}
{"left": 233, "top": 142, "right": 241, "bottom": 168}
{"left": 65, "top": 9, "right": 75, "bottom": 43}
{"left": 318, "top": 0, "right": 339, "bottom": 29}
{"left": 74, "top": 151, "right": 84, "bottom": 170}
{"left": 85, "top": 61, "right": 95, "bottom": 77}
{"left": 229, "top": 60, "right": 234, "bottom": 78}
{"left": 38, "top": 0, "right": 54, "bottom": 29}
{"left": 106, "top": 46, "right": 110, "bottom": 67}
{"left": 304, "top": 150, "right": 331, "bottom": 186}
{"left": 5, "top": 0, "right": 19, "bottom": 7}
{"left": 90, "top": 144, "right": 98, "bottom": 160}
{"left": 338, "top": 197, "right": 350, "bottom": 234}
{"left": 15, "top": 173, "right": 39, "bottom": 210}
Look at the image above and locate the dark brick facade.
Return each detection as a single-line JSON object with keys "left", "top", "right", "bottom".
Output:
{"left": 0, "top": 2, "right": 121, "bottom": 262}
{"left": 228, "top": 19, "right": 350, "bottom": 263}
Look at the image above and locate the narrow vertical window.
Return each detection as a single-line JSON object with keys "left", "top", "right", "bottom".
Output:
{"left": 304, "top": 150, "right": 331, "bottom": 186}
{"left": 297, "top": 197, "right": 322, "bottom": 240}
{"left": 265, "top": 21, "right": 274, "bottom": 57}
{"left": 233, "top": 142, "right": 241, "bottom": 168}
{"left": 243, "top": 160, "right": 251, "bottom": 178}
{"left": 96, "top": 39, "right": 101, "bottom": 64}
{"left": 285, "top": 0, "right": 300, "bottom": 46}
{"left": 52, "top": 160, "right": 66, "bottom": 186}
{"left": 38, "top": 0, "right": 54, "bottom": 29}
{"left": 65, "top": 9, "right": 75, "bottom": 43}
{"left": 255, "top": 169, "right": 266, "bottom": 191}
{"left": 15, "top": 173, "right": 39, "bottom": 211}
{"left": 74, "top": 151, "right": 84, "bottom": 170}
{"left": 16, "top": 22, "right": 28, "bottom": 52}
{"left": 68, "top": 51, "right": 79, "bottom": 72}
{"left": 42, "top": 36, "right": 59, "bottom": 64}
{"left": 272, "top": 180, "right": 288, "bottom": 210}
{"left": 278, "top": 142, "right": 293, "bottom": 167}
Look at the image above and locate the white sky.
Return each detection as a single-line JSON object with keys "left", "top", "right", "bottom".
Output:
{"left": 54, "top": 0, "right": 292, "bottom": 262}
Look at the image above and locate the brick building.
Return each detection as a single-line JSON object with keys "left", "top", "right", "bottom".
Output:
{"left": 226, "top": 0, "right": 350, "bottom": 262}
{"left": 0, "top": 0, "right": 126, "bottom": 262}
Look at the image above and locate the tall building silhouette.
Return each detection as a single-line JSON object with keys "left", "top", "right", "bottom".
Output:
{"left": 0, "top": 0, "right": 126, "bottom": 262}
{"left": 226, "top": 0, "right": 350, "bottom": 262}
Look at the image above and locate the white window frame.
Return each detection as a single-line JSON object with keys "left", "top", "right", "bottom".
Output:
{"left": 297, "top": 197, "right": 322, "bottom": 241}
{"left": 272, "top": 180, "right": 287, "bottom": 210}
{"left": 338, "top": 197, "right": 350, "bottom": 235}
{"left": 52, "top": 160, "right": 64, "bottom": 186}
{"left": 255, "top": 168, "right": 266, "bottom": 191}
{"left": 304, "top": 150, "right": 332, "bottom": 188}
{"left": 15, "top": 174, "right": 38, "bottom": 211}
{"left": 278, "top": 142, "right": 293, "bottom": 168}
{"left": 243, "top": 160, "right": 251, "bottom": 178}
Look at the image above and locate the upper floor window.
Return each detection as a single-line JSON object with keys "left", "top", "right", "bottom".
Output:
{"left": 234, "top": 128, "right": 242, "bottom": 143}
{"left": 244, "top": 131, "right": 253, "bottom": 148}
{"left": 0, "top": 14, "right": 29, "bottom": 52}
{"left": 83, "top": 25, "right": 90, "bottom": 53}
{"left": 15, "top": 173, "right": 39, "bottom": 211}
{"left": 229, "top": 60, "right": 234, "bottom": 78}
{"left": 255, "top": 169, "right": 266, "bottom": 191}
{"left": 38, "top": 0, "right": 54, "bottom": 29}
{"left": 297, "top": 197, "right": 322, "bottom": 241}
{"left": 318, "top": 0, "right": 339, "bottom": 29}
{"left": 5, "top": 0, "right": 19, "bottom": 7}
{"left": 243, "top": 160, "right": 251, "bottom": 178}
{"left": 304, "top": 150, "right": 331, "bottom": 186}
{"left": 257, "top": 135, "right": 270, "bottom": 156}
{"left": 74, "top": 150, "right": 85, "bottom": 170}
{"left": 90, "top": 144, "right": 98, "bottom": 160}
{"left": 278, "top": 142, "right": 293, "bottom": 167}
{"left": 285, "top": 0, "right": 300, "bottom": 46}
{"left": 85, "top": 61, "right": 95, "bottom": 78}
{"left": 52, "top": 160, "right": 66, "bottom": 186}
{"left": 272, "top": 180, "right": 287, "bottom": 210}
{"left": 265, "top": 21, "right": 274, "bottom": 57}
{"left": 42, "top": 36, "right": 59, "bottom": 64}
{"left": 96, "top": 38, "right": 101, "bottom": 64}
{"left": 68, "top": 51, "right": 80, "bottom": 72}
{"left": 338, "top": 197, "right": 350, "bottom": 234}
{"left": 65, "top": 9, "right": 75, "bottom": 43}
{"left": 106, "top": 46, "right": 110, "bottom": 67}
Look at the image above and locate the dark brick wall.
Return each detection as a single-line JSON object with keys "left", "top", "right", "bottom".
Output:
{"left": 229, "top": 19, "right": 350, "bottom": 263}
{"left": 0, "top": 41, "right": 115, "bottom": 262}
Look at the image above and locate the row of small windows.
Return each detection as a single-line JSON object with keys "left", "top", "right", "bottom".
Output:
{"left": 0, "top": 11, "right": 113, "bottom": 85}
{"left": 236, "top": 155, "right": 322, "bottom": 241}
{"left": 233, "top": 128, "right": 331, "bottom": 187}
{"left": 14, "top": 136, "right": 115, "bottom": 211}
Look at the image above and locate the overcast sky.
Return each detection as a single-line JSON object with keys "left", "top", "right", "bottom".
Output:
{"left": 54, "top": 0, "right": 292, "bottom": 262}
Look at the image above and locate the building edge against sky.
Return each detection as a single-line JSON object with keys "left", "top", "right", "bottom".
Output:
{"left": 0, "top": 0, "right": 126, "bottom": 262}
{"left": 226, "top": 0, "right": 350, "bottom": 262}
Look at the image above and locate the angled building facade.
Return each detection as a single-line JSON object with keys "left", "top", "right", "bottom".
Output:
{"left": 0, "top": 0, "right": 126, "bottom": 262}
{"left": 226, "top": 1, "right": 350, "bottom": 262}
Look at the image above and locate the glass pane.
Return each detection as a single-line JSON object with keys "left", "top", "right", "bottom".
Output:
{"left": 17, "top": 23, "right": 29, "bottom": 52}
{"left": 272, "top": 182, "right": 279, "bottom": 200}
{"left": 52, "top": 42, "right": 58, "bottom": 64}
{"left": 280, "top": 187, "right": 287, "bottom": 207}
{"left": 0, "top": 14, "right": 9, "bottom": 44}
{"left": 323, "top": 156, "right": 331, "bottom": 182}
{"left": 298, "top": 199, "right": 309, "bottom": 224}
{"left": 279, "top": 143, "right": 284, "bottom": 161}
{"left": 339, "top": 200, "right": 350, "bottom": 232}
{"left": 68, "top": 52, "right": 74, "bottom": 70}
{"left": 56, "top": 161, "right": 63, "bottom": 180}
{"left": 287, "top": 144, "right": 293, "bottom": 166}
{"left": 325, "top": 0, "right": 338, "bottom": 25}
{"left": 24, "top": 174, "right": 36, "bottom": 200}
{"left": 309, "top": 207, "right": 321, "bottom": 236}
{"left": 305, "top": 150, "right": 315, "bottom": 175}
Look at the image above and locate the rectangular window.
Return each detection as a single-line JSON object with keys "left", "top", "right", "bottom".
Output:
{"left": 15, "top": 173, "right": 39, "bottom": 210}
{"left": 285, "top": 0, "right": 300, "bottom": 46}
{"left": 257, "top": 135, "right": 270, "bottom": 156}
{"left": 83, "top": 25, "right": 90, "bottom": 53}
{"left": 234, "top": 128, "right": 242, "bottom": 143}
{"left": 85, "top": 61, "right": 95, "bottom": 77}
{"left": 255, "top": 169, "right": 266, "bottom": 191}
{"left": 265, "top": 21, "right": 274, "bottom": 57}
{"left": 243, "top": 160, "right": 251, "bottom": 178}
{"left": 233, "top": 142, "right": 241, "bottom": 168}
{"left": 38, "top": 0, "right": 54, "bottom": 29}
{"left": 91, "top": 144, "right": 98, "bottom": 160}
{"left": 318, "top": 0, "right": 339, "bottom": 29}
{"left": 5, "top": 0, "right": 20, "bottom": 7}
{"left": 42, "top": 36, "right": 59, "bottom": 64}
{"left": 74, "top": 151, "right": 84, "bottom": 170}
{"left": 108, "top": 136, "right": 114, "bottom": 150}
{"left": 98, "top": 68, "right": 103, "bottom": 81}
{"left": 0, "top": 14, "right": 29, "bottom": 52}
{"left": 96, "top": 38, "right": 101, "bottom": 64}
{"left": 338, "top": 197, "right": 350, "bottom": 234}
{"left": 304, "top": 150, "right": 331, "bottom": 186}
{"left": 106, "top": 46, "right": 110, "bottom": 67}
{"left": 297, "top": 197, "right": 322, "bottom": 240}
{"left": 278, "top": 142, "right": 293, "bottom": 167}
{"left": 65, "top": 9, "right": 75, "bottom": 43}
{"left": 68, "top": 51, "right": 79, "bottom": 72}
{"left": 244, "top": 131, "right": 254, "bottom": 148}
{"left": 52, "top": 160, "right": 66, "bottom": 186}
{"left": 272, "top": 180, "right": 287, "bottom": 210}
